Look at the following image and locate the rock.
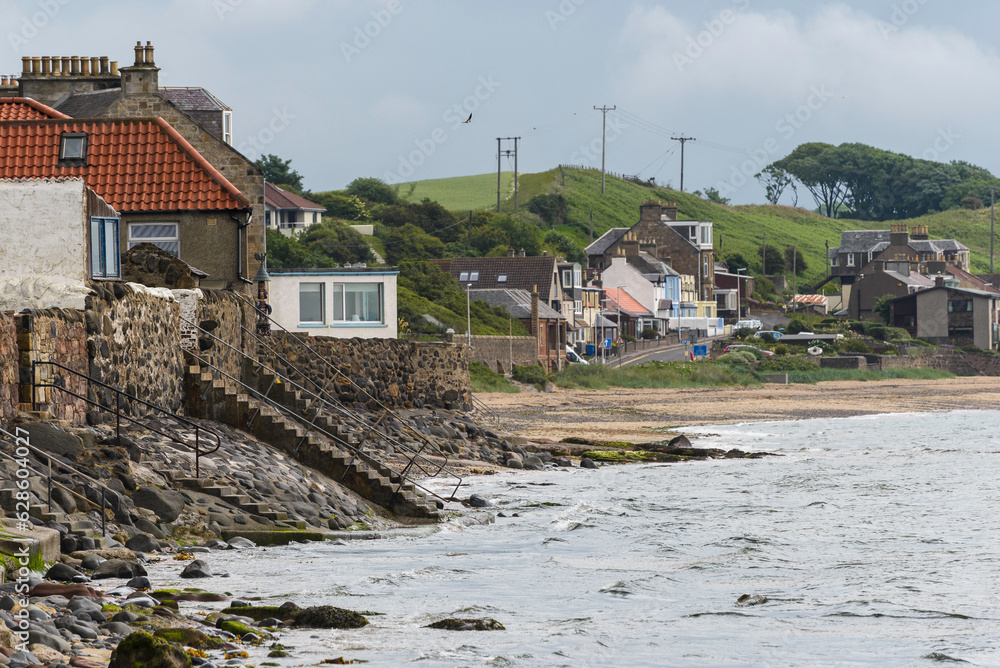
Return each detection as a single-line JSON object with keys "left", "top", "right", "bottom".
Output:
{"left": 109, "top": 630, "right": 191, "bottom": 668}
{"left": 153, "top": 627, "right": 218, "bottom": 648}
{"left": 134, "top": 519, "right": 166, "bottom": 539}
{"left": 736, "top": 593, "right": 768, "bottom": 607}
{"left": 112, "top": 610, "right": 139, "bottom": 623}
{"left": 26, "top": 643, "right": 67, "bottom": 664}
{"left": 505, "top": 458, "right": 523, "bottom": 470}
{"left": 101, "top": 621, "right": 135, "bottom": 636}
{"left": 227, "top": 536, "right": 256, "bottom": 549}
{"left": 61, "top": 535, "right": 80, "bottom": 554}
{"left": 553, "top": 457, "right": 573, "bottom": 467}
{"left": 127, "top": 576, "right": 151, "bottom": 589}
{"left": 667, "top": 434, "right": 692, "bottom": 449}
{"left": 27, "top": 629, "right": 70, "bottom": 653}
{"left": 80, "top": 554, "right": 106, "bottom": 570}
{"left": 22, "top": 423, "right": 83, "bottom": 458}
{"left": 131, "top": 486, "right": 186, "bottom": 523}
{"left": 125, "top": 534, "right": 160, "bottom": 553}
{"left": 27, "top": 583, "right": 101, "bottom": 598}
{"left": 425, "top": 617, "right": 505, "bottom": 631}
{"left": 45, "top": 563, "right": 84, "bottom": 581}
{"left": 580, "top": 457, "right": 598, "bottom": 469}
{"left": 294, "top": 605, "right": 368, "bottom": 629}
{"left": 8, "top": 650, "right": 41, "bottom": 667}
{"left": 93, "top": 559, "right": 146, "bottom": 580}
{"left": 180, "top": 559, "right": 212, "bottom": 579}
{"left": 522, "top": 455, "right": 545, "bottom": 470}
{"left": 468, "top": 494, "right": 491, "bottom": 508}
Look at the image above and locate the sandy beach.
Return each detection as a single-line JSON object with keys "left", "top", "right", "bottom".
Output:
{"left": 475, "top": 377, "right": 1000, "bottom": 443}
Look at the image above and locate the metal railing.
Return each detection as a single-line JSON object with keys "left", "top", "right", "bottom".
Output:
{"left": 0, "top": 426, "right": 113, "bottom": 536}
{"left": 183, "top": 309, "right": 463, "bottom": 503}
{"left": 471, "top": 395, "right": 502, "bottom": 428}
{"left": 31, "top": 361, "right": 222, "bottom": 478}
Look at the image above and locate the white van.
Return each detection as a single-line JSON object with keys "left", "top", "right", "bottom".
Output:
{"left": 735, "top": 319, "right": 763, "bottom": 330}
{"left": 566, "top": 346, "right": 589, "bottom": 365}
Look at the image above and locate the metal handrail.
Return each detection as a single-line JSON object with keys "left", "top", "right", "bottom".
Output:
{"left": 471, "top": 395, "right": 502, "bottom": 428}
{"left": 31, "top": 361, "right": 222, "bottom": 478}
{"left": 182, "top": 312, "right": 463, "bottom": 499}
{"left": 0, "top": 427, "right": 111, "bottom": 536}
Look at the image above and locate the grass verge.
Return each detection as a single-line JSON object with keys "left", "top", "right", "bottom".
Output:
{"left": 470, "top": 361, "right": 519, "bottom": 393}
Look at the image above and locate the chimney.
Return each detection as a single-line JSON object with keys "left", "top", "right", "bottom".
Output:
{"left": 889, "top": 223, "right": 909, "bottom": 246}
{"left": 911, "top": 225, "right": 929, "bottom": 240}
{"left": 134, "top": 41, "right": 144, "bottom": 65}
{"left": 934, "top": 275, "right": 945, "bottom": 288}
{"left": 120, "top": 40, "right": 158, "bottom": 95}
{"left": 661, "top": 201, "right": 679, "bottom": 221}
{"left": 507, "top": 246, "right": 514, "bottom": 257}
{"left": 639, "top": 200, "right": 662, "bottom": 223}
{"left": 531, "top": 286, "right": 539, "bottom": 336}
{"left": 518, "top": 248, "right": 525, "bottom": 257}
{"left": 144, "top": 41, "right": 155, "bottom": 65}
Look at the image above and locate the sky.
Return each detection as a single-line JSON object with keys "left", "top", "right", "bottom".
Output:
{"left": 3, "top": 0, "right": 1000, "bottom": 207}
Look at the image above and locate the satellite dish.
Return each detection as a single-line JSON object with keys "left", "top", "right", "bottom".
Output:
{"left": 807, "top": 346, "right": 823, "bottom": 356}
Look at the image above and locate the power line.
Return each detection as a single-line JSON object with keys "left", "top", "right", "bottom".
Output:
{"left": 671, "top": 135, "right": 696, "bottom": 192}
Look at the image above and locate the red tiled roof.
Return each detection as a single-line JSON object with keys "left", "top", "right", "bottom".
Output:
{"left": 265, "top": 182, "right": 324, "bottom": 211}
{"left": 0, "top": 117, "right": 248, "bottom": 212}
{"left": 0, "top": 98, "right": 70, "bottom": 121}
{"left": 791, "top": 294, "right": 827, "bottom": 304}
{"left": 604, "top": 288, "right": 652, "bottom": 317}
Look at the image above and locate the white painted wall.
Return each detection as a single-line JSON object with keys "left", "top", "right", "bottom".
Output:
{"left": 0, "top": 178, "right": 91, "bottom": 310}
{"left": 269, "top": 271, "right": 398, "bottom": 338}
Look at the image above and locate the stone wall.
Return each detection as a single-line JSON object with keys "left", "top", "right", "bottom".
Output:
{"left": 469, "top": 336, "right": 538, "bottom": 374}
{"left": 266, "top": 334, "right": 471, "bottom": 411}
{"left": 875, "top": 350, "right": 1000, "bottom": 375}
{"left": 85, "top": 282, "right": 185, "bottom": 421}
{"left": 16, "top": 309, "right": 89, "bottom": 425}
{"left": 193, "top": 289, "right": 258, "bottom": 383}
{"left": 0, "top": 313, "right": 18, "bottom": 422}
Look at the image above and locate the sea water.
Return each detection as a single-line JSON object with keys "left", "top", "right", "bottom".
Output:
{"left": 149, "top": 409, "right": 1000, "bottom": 667}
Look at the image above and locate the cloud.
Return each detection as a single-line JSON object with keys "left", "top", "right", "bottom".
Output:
{"left": 617, "top": 3, "right": 1000, "bottom": 125}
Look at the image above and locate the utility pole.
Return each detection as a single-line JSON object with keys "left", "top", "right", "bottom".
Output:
{"left": 992, "top": 188, "right": 995, "bottom": 274}
{"left": 762, "top": 232, "right": 767, "bottom": 276}
{"left": 792, "top": 244, "right": 797, "bottom": 298}
{"left": 671, "top": 135, "right": 696, "bottom": 192}
{"left": 496, "top": 137, "right": 519, "bottom": 212}
{"left": 589, "top": 212, "right": 594, "bottom": 244}
{"left": 594, "top": 105, "right": 616, "bottom": 194}
{"left": 467, "top": 210, "right": 472, "bottom": 246}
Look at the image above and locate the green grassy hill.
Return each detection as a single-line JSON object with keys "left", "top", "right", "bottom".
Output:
{"left": 398, "top": 165, "right": 999, "bottom": 287}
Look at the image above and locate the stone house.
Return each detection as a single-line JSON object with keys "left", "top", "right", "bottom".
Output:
{"left": 846, "top": 260, "right": 935, "bottom": 320}
{"left": 268, "top": 267, "right": 399, "bottom": 339}
{"left": 265, "top": 183, "right": 325, "bottom": 237}
{"left": 828, "top": 224, "right": 970, "bottom": 285}
{"left": 889, "top": 279, "right": 1000, "bottom": 350}
{"left": 3, "top": 42, "right": 264, "bottom": 288}
{"left": 0, "top": 115, "right": 253, "bottom": 288}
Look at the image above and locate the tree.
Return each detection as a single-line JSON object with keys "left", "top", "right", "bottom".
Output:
{"left": 693, "top": 186, "right": 731, "bottom": 205}
{"left": 346, "top": 177, "right": 400, "bottom": 206}
{"left": 298, "top": 219, "right": 374, "bottom": 266}
{"left": 255, "top": 154, "right": 303, "bottom": 192}
{"left": 380, "top": 200, "right": 460, "bottom": 242}
{"left": 527, "top": 194, "right": 569, "bottom": 226}
{"left": 308, "top": 192, "right": 371, "bottom": 221}
{"left": 783, "top": 246, "right": 808, "bottom": 275}
{"left": 543, "top": 230, "right": 585, "bottom": 262}
{"left": 724, "top": 253, "right": 750, "bottom": 273}
{"left": 383, "top": 224, "right": 445, "bottom": 265}
{"left": 771, "top": 143, "right": 848, "bottom": 218}
{"left": 265, "top": 229, "right": 335, "bottom": 269}
{"left": 755, "top": 165, "right": 795, "bottom": 205}
{"left": 874, "top": 294, "right": 895, "bottom": 324}
{"left": 758, "top": 245, "right": 785, "bottom": 274}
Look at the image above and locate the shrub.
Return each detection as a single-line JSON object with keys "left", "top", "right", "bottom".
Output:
{"left": 641, "top": 327, "right": 658, "bottom": 340}
{"left": 756, "top": 356, "right": 821, "bottom": 372}
{"left": 717, "top": 351, "right": 756, "bottom": 365}
{"left": 785, "top": 318, "right": 811, "bottom": 335}
{"left": 733, "top": 327, "right": 756, "bottom": 340}
{"left": 469, "top": 361, "right": 519, "bottom": 393}
{"left": 774, "top": 343, "right": 789, "bottom": 356}
{"left": 885, "top": 327, "right": 911, "bottom": 340}
{"left": 512, "top": 364, "right": 548, "bottom": 386}
{"left": 867, "top": 324, "right": 889, "bottom": 340}
{"left": 839, "top": 338, "right": 871, "bottom": 354}
{"left": 757, "top": 332, "right": 777, "bottom": 344}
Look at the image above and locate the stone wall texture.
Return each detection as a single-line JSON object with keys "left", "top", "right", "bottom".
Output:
{"left": 193, "top": 289, "right": 259, "bottom": 383}
{"left": 469, "top": 336, "right": 538, "bottom": 374}
{"left": 0, "top": 313, "right": 18, "bottom": 421}
{"left": 85, "top": 283, "right": 185, "bottom": 421}
{"left": 17, "top": 308, "right": 89, "bottom": 424}
{"left": 875, "top": 350, "right": 1000, "bottom": 375}
{"left": 266, "top": 334, "right": 471, "bottom": 411}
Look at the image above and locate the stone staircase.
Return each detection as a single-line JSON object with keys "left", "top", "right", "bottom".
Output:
{"left": 0, "top": 489, "right": 109, "bottom": 549}
{"left": 183, "top": 359, "right": 440, "bottom": 520}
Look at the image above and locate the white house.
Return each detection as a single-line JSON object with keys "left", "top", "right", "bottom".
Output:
{"left": 264, "top": 183, "right": 325, "bottom": 237}
{"left": 269, "top": 267, "right": 398, "bottom": 338}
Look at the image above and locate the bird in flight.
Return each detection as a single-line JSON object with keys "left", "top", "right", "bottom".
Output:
{"left": 464, "top": 113, "right": 472, "bottom": 124}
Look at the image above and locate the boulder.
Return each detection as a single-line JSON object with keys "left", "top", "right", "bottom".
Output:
{"left": 109, "top": 630, "right": 191, "bottom": 668}
{"left": 425, "top": 617, "right": 505, "bottom": 631}
{"left": 580, "top": 457, "right": 598, "bottom": 469}
{"left": 294, "top": 605, "right": 368, "bottom": 629}
{"left": 131, "top": 487, "right": 186, "bottom": 523}
{"left": 125, "top": 534, "right": 161, "bottom": 553}
{"left": 522, "top": 455, "right": 545, "bottom": 470}
{"left": 93, "top": 559, "right": 146, "bottom": 580}
{"left": 80, "top": 554, "right": 106, "bottom": 570}
{"left": 22, "top": 423, "right": 83, "bottom": 458}
{"left": 468, "top": 494, "right": 491, "bottom": 508}
{"left": 27, "top": 583, "right": 101, "bottom": 598}
{"left": 180, "top": 559, "right": 212, "bottom": 579}
{"left": 45, "top": 563, "right": 83, "bottom": 581}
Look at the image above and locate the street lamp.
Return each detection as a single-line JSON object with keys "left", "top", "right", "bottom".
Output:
{"left": 465, "top": 283, "right": 472, "bottom": 348}
{"left": 736, "top": 267, "right": 747, "bottom": 319}
{"left": 615, "top": 285, "right": 624, "bottom": 367}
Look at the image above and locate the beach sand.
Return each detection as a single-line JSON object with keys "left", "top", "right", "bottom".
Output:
{"left": 475, "top": 376, "right": 1000, "bottom": 443}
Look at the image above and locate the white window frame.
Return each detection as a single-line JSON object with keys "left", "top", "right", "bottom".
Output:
{"left": 298, "top": 283, "right": 325, "bottom": 326}
{"left": 128, "top": 222, "right": 179, "bottom": 257}
{"left": 90, "top": 217, "right": 120, "bottom": 279}
{"left": 331, "top": 282, "right": 384, "bottom": 324}
{"left": 223, "top": 111, "right": 233, "bottom": 145}
{"left": 846, "top": 254, "right": 855, "bottom": 267}
{"left": 830, "top": 257, "right": 839, "bottom": 267}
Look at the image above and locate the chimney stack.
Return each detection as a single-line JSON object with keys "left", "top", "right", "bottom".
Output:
{"left": 518, "top": 248, "right": 525, "bottom": 257}
{"left": 507, "top": 246, "right": 514, "bottom": 257}
{"left": 934, "top": 275, "right": 945, "bottom": 288}
{"left": 144, "top": 41, "right": 154, "bottom": 65}
{"left": 134, "top": 41, "right": 144, "bottom": 65}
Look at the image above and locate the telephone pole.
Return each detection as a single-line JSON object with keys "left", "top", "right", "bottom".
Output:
{"left": 496, "top": 137, "right": 520, "bottom": 212}
{"left": 594, "top": 105, "right": 616, "bottom": 194}
{"left": 991, "top": 187, "right": 995, "bottom": 274}
{"left": 671, "top": 135, "right": 695, "bottom": 192}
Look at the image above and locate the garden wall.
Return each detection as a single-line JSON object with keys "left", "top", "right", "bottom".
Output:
{"left": 468, "top": 335, "right": 538, "bottom": 374}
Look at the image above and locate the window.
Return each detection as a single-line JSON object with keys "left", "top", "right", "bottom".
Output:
{"left": 299, "top": 283, "right": 324, "bottom": 324}
{"left": 469, "top": 271, "right": 479, "bottom": 282}
{"left": 222, "top": 111, "right": 233, "bottom": 145}
{"left": 830, "top": 257, "right": 839, "bottom": 267}
{"left": 59, "top": 132, "right": 87, "bottom": 165}
{"left": 703, "top": 255, "right": 709, "bottom": 277}
{"left": 846, "top": 254, "right": 855, "bottom": 267}
{"left": 89, "top": 217, "right": 120, "bottom": 279}
{"left": 700, "top": 224, "right": 711, "bottom": 245}
{"left": 129, "top": 223, "right": 179, "bottom": 256}
{"left": 265, "top": 211, "right": 272, "bottom": 227}
{"left": 949, "top": 299, "right": 973, "bottom": 313}
{"left": 331, "top": 283, "right": 382, "bottom": 322}
{"left": 574, "top": 300, "right": 582, "bottom": 313}
{"left": 459, "top": 271, "right": 469, "bottom": 282}
{"left": 562, "top": 270, "right": 573, "bottom": 287}
{"left": 497, "top": 274, "right": 507, "bottom": 283}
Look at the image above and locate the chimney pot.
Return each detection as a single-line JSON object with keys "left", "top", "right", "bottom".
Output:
{"left": 110, "top": 61, "right": 118, "bottom": 76}
{"left": 144, "top": 41, "right": 154, "bottom": 65}
{"left": 80, "top": 58, "right": 90, "bottom": 76}
{"left": 518, "top": 248, "right": 525, "bottom": 257}
{"left": 507, "top": 246, "right": 514, "bottom": 257}
{"left": 134, "top": 41, "right": 144, "bottom": 65}
{"left": 71, "top": 56, "right": 80, "bottom": 75}
{"left": 60, "top": 56, "right": 70, "bottom": 75}
{"left": 40, "top": 56, "right": 51, "bottom": 75}
{"left": 21, "top": 57, "right": 29, "bottom": 75}
{"left": 99, "top": 56, "right": 108, "bottom": 74}
{"left": 90, "top": 57, "right": 99, "bottom": 75}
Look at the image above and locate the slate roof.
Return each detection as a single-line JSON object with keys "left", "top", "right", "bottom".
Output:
{"left": 431, "top": 256, "right": 558, "bottom": 303}
{"left": 0, "top": 98, "right": 69, "bottom": 121}
{"left": 832, "top": 229, "right": 968, "bottom": 255}
{"left": 265, "top": 182, "right": 325, "bottom": 211}
{"left": 585, "top": 227, "right": 629, "bottom": 256}
{"left": 910, "top": 239, "right": 968, "bottom": 252}
{"left": 603, "top": 288, "right": 652, "bottom": 317}
{"left": 51, "top": 88, "right": 122, "bottom": 118}
{"left": 883, "top": 270, "right": 934, "bottom": 289}
{"left": 0, "top": 117, "right": 248, "bottom": 212}
{"left": 946, "top": 266, "right": 1000, "bottom": 293}
{"left": 160, "top": 87, "right": 231, "bottom": 112}
{"left": 891, "top": 285, "right": 1000, "bottom": 301}
{"left": 469, "top": 288, "right": 563, "bottom": 320}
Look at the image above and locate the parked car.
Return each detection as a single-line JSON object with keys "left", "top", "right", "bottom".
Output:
{"left": 753, "top": 330, "right": 783, "bottom": 340}
{"left": 566, "top": 346, "right": 589, "bottom": 365}
{"left": 723, "top": 344, "right": 775, "bottom": 357}
{"left": 735, "top": 319, "right": 763, "bottom": 330}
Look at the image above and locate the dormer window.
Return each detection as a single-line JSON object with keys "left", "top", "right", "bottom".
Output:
{"left": 497, "top": 274, "right": 507, "bottom": 283}
{"left": 59, "top": 132, "right": 87, "bottom": 165}
{"left": 223, "top": 111, "right": 233, "bottom": 145}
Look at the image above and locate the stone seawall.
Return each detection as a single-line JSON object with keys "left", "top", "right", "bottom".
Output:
{"left": 469, "top": 335, "right": 537, "bottom": 374}
{"left": 875, "top": 350, "right": 1000, "bottom": 376}
{"left": 16, "top": 308, "right": 88, "bottom": 424}
{"left": 267, "top": 333, "right": 471, "bottom": 411}
{"left": 194, "top": 289, "right": 258, "bottom": 383}
{"left": 0, "top": 313, "right": 16, "bottom": 422}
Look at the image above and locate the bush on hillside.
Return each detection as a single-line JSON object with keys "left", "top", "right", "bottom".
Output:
{"left": 512, "top": 364, "right": 548, "bottom": 386}
{"left": 839, "top": 338, "right": 871, "bottom": 354}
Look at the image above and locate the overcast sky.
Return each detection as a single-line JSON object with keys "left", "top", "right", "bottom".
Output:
{"left": 4, "top": 0, "right": 999, "bottom": 206}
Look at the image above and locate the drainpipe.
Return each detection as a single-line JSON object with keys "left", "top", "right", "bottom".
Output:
{"left": 233, "top": 211, "right": 254, "bottom": 285}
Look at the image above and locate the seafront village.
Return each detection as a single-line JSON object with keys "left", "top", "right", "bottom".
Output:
{"left": 0, "top": 42, "right": 997, "bottom": 666}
